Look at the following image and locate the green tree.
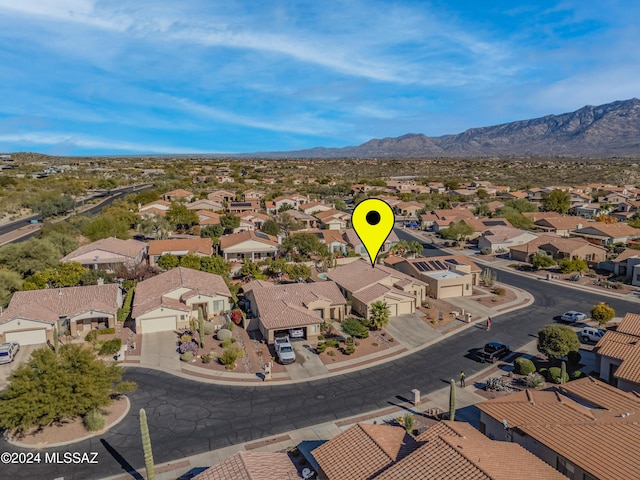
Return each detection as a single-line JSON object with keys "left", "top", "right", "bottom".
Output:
{"left": 504, "top": 198, "right": 538, "bottom": 213}
{"left": 542, "top": 189, "right": 571, "bottom": 214}
{"left": 157, "top": 254, "right": 179, "bottom": 270}
{"left": 495, "top": 206, "right": 535, "bottom": 229}
{"left": 83, "top": 215, "right": 131, "bottom": 241}
{"left": 78, "top": 269, "right": 114, "bottom": 286}
{"left": 179, "top": 254, "right": 202, "bottom": 270}
{"left": 43, "top": 231, "right": 79, "bottom": 257}
{"left": 0, "top": 344, "right": 133, "bottom": 433}
{"left": 264, "top": 258, "right": 288, "bottom": 281}
{"left": 0, "top": 239, "right": 61, "bottom": 277}
{"left": 274, "top": 212, "right": 303, "bottom": 237}
{"left": 286, "top": 263, "right": 312, "bottom": 282}
{"left": 166, "top": 203, "right": 198, "bottom": 230}
{"left": 281, "top": 232, "right": 324, "bottom": 260}
{"left": 139, "top": 215, "right": 172, "bottom": 240}
{"left": 239, "top": 259, "right": 262, "bottom": 279}
{"left": 260, "top": 219, "right": 280, "bottom": 236}
{"left": 139, "top": 408, "right": 155, "bottom": 480}
{"left": 473, "top": 203, "right": 491, "bottom": 217}
{"left": 368, "top": 301, "right": 390, "bottom": 330}
{"left": 23, "top": 261, "right": 89, "bottom": 289}
{"left": 220, "top": 214, "right": 240, "bottom": 232}
{"left": 440, "top": 221, "right": 474, "bottom": 242}
{"left": 200, "top": 256, "right": 230, "bottom": 276}
{"left": 334, "top": 199, "right": 347, "bottom": 210}
{"left": 200, "top": 224, "right": 224, "bottom": 239}
{"left": 537, "top": 324, "right": 580, "bottom": 361}
{"left": 531, "top": 251, "right": 557, "bottom": 270}
{"left": 0, "top": 268, "right": 22, "bottom": 307}
{"left": 591, "top": 302, "right": 615, "bottom": 325}
{"left": 558, "top": 258, "right": 588, "bottom": 273}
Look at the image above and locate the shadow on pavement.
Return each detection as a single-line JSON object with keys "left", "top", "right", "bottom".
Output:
{"left": 100, "top": 439, "right": 144, "bottom": 480}
{"left": 176, "top": 467, "right": 209, "bottom": 480}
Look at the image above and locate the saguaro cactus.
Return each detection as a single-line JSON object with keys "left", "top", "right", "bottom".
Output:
{"left": 53, "top": 326, "right": 59, "bottom": 356}
{"left": 449, "top": 379, "right": 456, "bottom": 421}
{"left": 560, "top": 360, "right": 567, "bottom": 385}
{"left": 139, "top": 408, "right": 155, "bottom": 480}
{"left": 198, "top": 307, "right": 205, "bottom": 348}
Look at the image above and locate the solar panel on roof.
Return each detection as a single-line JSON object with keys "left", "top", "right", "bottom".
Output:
{"left": 254, "top": 231, "right": 270, "bottom": 240}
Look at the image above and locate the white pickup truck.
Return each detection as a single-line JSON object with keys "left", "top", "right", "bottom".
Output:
{"left": 274, "top": 336, "right": 296, "bottom": 365}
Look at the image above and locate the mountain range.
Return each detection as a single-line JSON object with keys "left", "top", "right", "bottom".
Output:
{"left": 250, "top": 98, "right": 640, "bottom": 158}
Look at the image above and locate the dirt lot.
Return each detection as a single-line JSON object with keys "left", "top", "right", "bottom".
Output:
{"left": 315, "top": 327, "right": 394, "bottom": 366}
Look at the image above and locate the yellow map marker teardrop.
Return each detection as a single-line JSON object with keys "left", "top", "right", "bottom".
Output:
{"left": 352, "top": 198, "right": 395, "bottom": 267}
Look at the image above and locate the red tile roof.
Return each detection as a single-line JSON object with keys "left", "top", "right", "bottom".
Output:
{"left": 148, "top": 238, "right": 213, "bottom": 256}
{"left": 193, "top": 451, "right": 298, "bottom": 480}
{"left": 219, "top": 230, "right": 279, "bottom": 250}
{"left": 61, "top": 237, "right": 146, "bottom": 262}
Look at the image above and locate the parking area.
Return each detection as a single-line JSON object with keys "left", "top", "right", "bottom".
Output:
{"left": 0, "top": 344, "right": 43, "bottom": 389}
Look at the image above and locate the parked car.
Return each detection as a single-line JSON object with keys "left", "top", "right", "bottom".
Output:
{"left": 0, "top": 342, "right": 20, "bottom": 364}
{"left": 581, "top": 327, "right": 605, "bottom": 343}
{"left": 288, "top": 328, "right": 305, "bottom": 339}
{"left": 560, "top": 311, "right": 588, "bottom": 323}
{"left": 476, "top": 342, "right": 510, "bottom": 363}
{"left": 274, "top": 336, "right": 296, "bottom": 365}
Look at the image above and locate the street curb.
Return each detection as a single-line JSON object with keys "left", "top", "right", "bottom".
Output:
{"left": 4, "top": 396, "right": 131, "bottom": 450}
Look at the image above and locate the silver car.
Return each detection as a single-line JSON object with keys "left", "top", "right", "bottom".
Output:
{"left": 0, "top": 342, "right": 20, "bottom": 364}
{"left": 560, "top": 311, "right": 587, "bottom": 323}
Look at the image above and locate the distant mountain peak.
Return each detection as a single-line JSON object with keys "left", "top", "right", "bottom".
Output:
{"left": 251, "top": 98, "right": 640, "bottom": 158}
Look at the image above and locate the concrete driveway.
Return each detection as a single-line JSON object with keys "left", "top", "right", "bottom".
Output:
{"left": 140, "top": 331, "right": 181, "bottom": 372}
{"left": 287, "top": 342, "right": 329, "bottom": 379}
{"left": 0, "top": 344, "right": 43, "bottom": 389}
{"left": 384, "top": 313, "right": 442, "bottom": 349}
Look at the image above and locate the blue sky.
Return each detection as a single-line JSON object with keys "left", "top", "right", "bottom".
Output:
{"left": 1, "top": 1, "right": 639, "bottom": 155}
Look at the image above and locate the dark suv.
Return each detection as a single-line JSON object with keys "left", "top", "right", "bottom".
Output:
{"left": 476, "top": 342, "right": 510, "bottom": 363}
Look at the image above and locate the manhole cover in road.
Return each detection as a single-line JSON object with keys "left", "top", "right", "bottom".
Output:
{"left": 316, "top": 394, "right": 325, "bottom": 400}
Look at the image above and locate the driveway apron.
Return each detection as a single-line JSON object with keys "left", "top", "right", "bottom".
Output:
{"left": 140, "top": 331, "right": 181, "bottom": 372}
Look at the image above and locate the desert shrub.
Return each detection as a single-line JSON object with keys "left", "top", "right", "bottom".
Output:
{"left": 514, "top": 357, "right": 536, "bottom": 375}
{"left": 568, "top": 350, "right": 582, "bottom": 366}
{"left": 326, "top": 350, "right": 336, "bottom": 356}
{"left": 180, "top": 351, "right": 194, "bottom": 362}
{"left": 492, "top": 287, "right": 506, "bottom": 296}
{"left": 220, "top": 346, "right": 244, "bottom": 369}
{"left": 316, "top": 342, "right": 327, "bottom": 353}
{"left": 341, "top": 318, "right": 369, "bottom": 338}
{"left": 203, "top": 322, "right": 215, "bottom": 335}
{"left": 523, "top": 372, "right": 545, "bottom": 388}
{"left": 317, "top": 335, "right": 324, "bottom": 341}
{"left": 485, "top": 377, "right": 512, "bottom": 392}
{"left": 216, "top": 328, "right": 233, "bottom": 341}
{"left": 98, "top": 338, "right": 122, "bottom": 356}
{"left": 85, "top": 330, "right": 98, "bottom": 343}
{"left": 572, "top": 370, "right": 585, "bottom": 379}
{"left": 547, "top": 367, "right": 569, "bottom": 384}
{"left": 480, "top": 247, "right": 492, "bottom": 255}
{"left": 179, "top": 333, "right": 193, "bottom": 344}
{"left": 538, "top": 367, "right": 548, "bottom": 379}
{"left": 611, "top": 282, "right": 624, "bottom": 290}
{"left": 223, "top": 320, "right": 235, "bottom": 331}
{"left": 221, "top": 338, "right": 236, "bottom": 348}
{"left": 200, "top": 353, "right": 211, "bottom": 363}
{"left": 97, "top": 327, "right": 116, "bottom": 335}
{"left": 83, "top": 408, "right": 105, "bottom": 432}
{"left": 325, "top": 338, "right": 340, "bottom": 348}
{"left": 178, "top": 341, "right": 198, "bottom": 354}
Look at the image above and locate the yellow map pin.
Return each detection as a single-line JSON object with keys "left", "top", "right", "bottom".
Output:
{"left": 352, "top": 198, "right": 395, "bottom": 267}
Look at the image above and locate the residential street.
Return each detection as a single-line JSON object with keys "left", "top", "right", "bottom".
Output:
{"left": 2, "top": 269, "right": 638, "bottom": 480}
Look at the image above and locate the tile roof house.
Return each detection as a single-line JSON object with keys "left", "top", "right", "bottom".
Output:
{"left": 242, "top": 281, "right": 346, "bottom": 343}
{"left": 285, "top": 209, "right": 317, "bottom": 229}
{"left": 197, "top": 210, "right": 222, "bottom": 226}
{"left": 219, "top": 230, "right": 279, "bottom": 263}
{"left": 610, "top": 248, "right": 640, "bottom": 286}
{"left": 326, "top": 259, "right": 426, "bottom": 318}
{"left": 477, "top": 227, "right": 538, "bottom": 253}
{"left": 534, "top": 216, "right": 585, "bottom": 236}
{"left": 509, "top": 234, "right": 608, "bottom": 264}
{"left": 132, "top": 267, "right": 231, "bottom": 334}
{"left": 207, "top": 189, "right": 235, "bottom": 203}
{"left": 573, "top": 203, "right": 602, "bottom": 218}
{"left": 162, "top": 189, "right": 194, "bottom": 202}
{"left": 242, "top": 189, "right": 264, "bottom": 200}
{"left": 192, "top": 451, "right": 298, "bottom": 480}
{"left": 300, "top": 201, "right": 333, "bottom": 215}
{"left": 570, "top": 222, "right": 640, "bottom": 245}
{"left": 312, "top": 423, "right": 419, "bottom": 479}
{"left": 314, "top": 209, "right": 351, "bottom": 230}
{"left": 594, "top": 312, "right": 640, "bottom": 391}
{"left": 228, "top": 200, "right": 261, "bottom": 214}
{"left": 61, "top": 237, "right": 147, "bottom": 272}
{"left": 237, "top": 211, "right": 270, "bottom": 230}
{"left": 0, "top": 284, "right": 122, "bottom": 344}
{"left": 138, "top": 200, "right": 171, "bottom": 217}
{"left": 477, "top": 377, "right": 640, "bottom": 480}
{"left": 311, "top": 421, "right": 566, "bottom": 480}
{"left": 185, "top": 199, "right": 224, "bottom": 211}
{"left": 148, "top": 238, "right": 214, "bottom": 267}
{"left": 343, "top": 228, "right": 399, "bottom": 259}
{"left": 386, "top": 255, "right": 481, "bottom": 299}
{"left": 293, "top": 229, "right": 348, "bottom": 254}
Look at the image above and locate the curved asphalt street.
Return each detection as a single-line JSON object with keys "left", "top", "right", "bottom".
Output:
{"left": 1, "top": 265, "right": 638, "bottom": 480}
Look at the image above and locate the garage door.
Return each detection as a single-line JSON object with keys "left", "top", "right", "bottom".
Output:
{"left": 6, "top": 329, "right": 47, "bottom": 346}
{"left": 439, "top": 285, "right": 464, "bottom": 298}
{"left": 141, "top": 316, "right": 177, "bottom": 333}
{"left": 387, "top": 304, "right": 398, "bottom": 317}
{"left": 396, "top": 301, "right": 414, "bottom": 315}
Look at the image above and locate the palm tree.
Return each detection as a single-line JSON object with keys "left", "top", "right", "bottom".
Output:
{"left": 408, "top": 241, "right": 423, "bottom": 258}
{"left": 369, "top": 301, "right": 390, "bottom": 330}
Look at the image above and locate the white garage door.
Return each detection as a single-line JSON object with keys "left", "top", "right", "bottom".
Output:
{"left": 439, "top": 285, "right": 464, "bottom": 298}
{"left": 6, "top": 329, "right": 47, "bottom": 346}
{"left": 141, "top": 316, "right": 177, "bottom": 333}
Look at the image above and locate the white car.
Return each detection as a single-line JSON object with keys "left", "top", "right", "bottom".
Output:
{"left": 581, "top": 327, "right": 605, "bottom": 343}
{"left": 560, "top": 311, "right": 587, "bottom": 323}
{"left": 0, "top": 342, "right": 20, "bottom": 364}
{"left": 288, "top": 328, "right": 305, "bottom": 339}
